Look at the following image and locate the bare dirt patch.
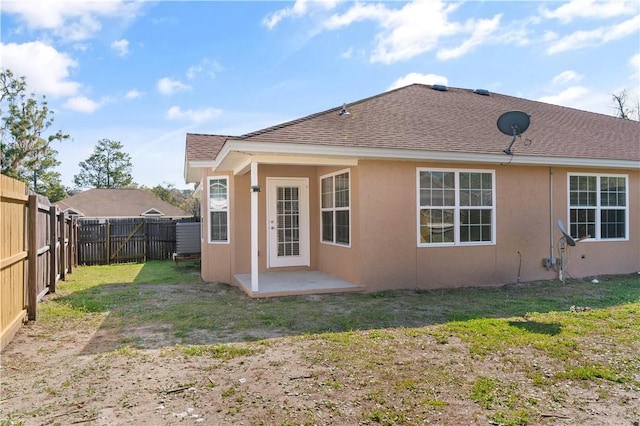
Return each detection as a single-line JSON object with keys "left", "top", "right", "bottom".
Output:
{"left": 2, "top": 279, "right": 639, "bottom": 425}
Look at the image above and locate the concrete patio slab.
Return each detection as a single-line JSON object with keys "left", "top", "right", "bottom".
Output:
{"left": 234, "top": 271, "right": 364, "bottom": 298}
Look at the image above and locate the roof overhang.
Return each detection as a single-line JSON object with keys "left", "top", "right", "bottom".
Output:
{"left": 184, "top": 140, "right": 640, "bottom": 182}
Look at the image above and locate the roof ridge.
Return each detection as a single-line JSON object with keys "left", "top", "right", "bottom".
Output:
{"left": 187, "top": 132, "right": 233, "bottom": 137}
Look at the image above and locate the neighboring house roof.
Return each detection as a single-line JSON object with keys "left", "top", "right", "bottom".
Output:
{"left": 185, "top": 84, "right": 640, "bottom": 182}
{"left": 55, "top": 188, "right": 191, "bottom": 218}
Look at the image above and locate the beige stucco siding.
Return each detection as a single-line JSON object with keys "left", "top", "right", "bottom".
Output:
{"left": 199, "top": 161, "right": 639, "bottom": 292}
{"left": 200, "top": 170, "right": 233, "bottom": 283}
{"left": 316, "top": 166, "right": 361, "bottom": 284}
{"left": 357, "top": 160, "right": 418, "bottom": 291}
{"left": 202, "top": 164, "right": 362, "bottom": 284}
{"left": 355, "top": 160, "right": 513, "bottom": 291}
{"left": 550, "top": 168, "right": 640, "bottom": 278}
{"left": 231, "top": 165, "right": 321, "bottom": 274}
{"left": 492, "top": 165, "right": 555, "bottom": 283}
{"left": 356, "top": 161, "right": 639, "bottom": 292}
{"left": 411, "top": 165, "right": 555, "bottom": 289}
{"left": 231, "top": 172, "right": 250, "bottom": 276}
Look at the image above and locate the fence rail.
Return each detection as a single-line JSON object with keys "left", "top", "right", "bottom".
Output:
{"left": 1, "top": 174, "right": 77, "bottom": 351}
{"left": 77, "top": 218, "right": 193, "bottom": 265}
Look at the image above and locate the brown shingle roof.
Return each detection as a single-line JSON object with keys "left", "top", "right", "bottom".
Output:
{"left": 186, "top": 133, "right": 228, "bottom": 162}
{"left": 186, "top": 84, "right": 640, "bottom": 162}
{"left": 55, "top": 188, "right": 191, "bottom": 218}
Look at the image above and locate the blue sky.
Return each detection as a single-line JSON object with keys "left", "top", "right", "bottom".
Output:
{"left": 1, "top": 0, "right": 639, "bottom": 190}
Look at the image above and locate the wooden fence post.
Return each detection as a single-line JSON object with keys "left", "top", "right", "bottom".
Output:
{"left": 144, "top": 220, "right": 149, "bottom": 262}
{"left": 105, "top": 220, "right": 111, "bottom": 264}
{"left": 49, "top": 205, "right": 58, "bottom": 293}
{"left": 68, "top": 217, "right": 74, "bottom": 273}
{"left": 59, "top": 211, "right": 66, "bottom": 281}
{"left": 27, "top": 195, "right": 37, "bottom": 321}
{"left": 143, "top": 220, "right": 147, "bottom": 262}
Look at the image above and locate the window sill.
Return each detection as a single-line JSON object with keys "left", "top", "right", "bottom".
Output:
{"left": 321, "top": 241, "right": 351, "bottom": 248}
{"left": 418, "top": 242, "right": 496, "bottom": 248}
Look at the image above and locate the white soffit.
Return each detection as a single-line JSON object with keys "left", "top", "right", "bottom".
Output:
{"left": 222, "top": 154, "right": 359, "bottom": 175}
{"left": 186, "top": 140, "right": 640, "bottom": 180}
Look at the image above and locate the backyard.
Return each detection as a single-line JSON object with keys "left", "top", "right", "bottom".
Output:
{"left": 0, "top": 261, "right": 639, "bottom": 426}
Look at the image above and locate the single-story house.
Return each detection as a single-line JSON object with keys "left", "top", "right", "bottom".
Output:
{"left": 56, "top": 188, "right": 191, "bottom": 219}
{"left": 184, "top": 84, "right": 639, "bottom": 297}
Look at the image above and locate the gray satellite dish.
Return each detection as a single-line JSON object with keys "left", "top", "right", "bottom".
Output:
{"left": 497, "top": 111, "right": 530, "bottom": 155}
{"left": 557, "top": 219, "right": 575, "bottom": 246}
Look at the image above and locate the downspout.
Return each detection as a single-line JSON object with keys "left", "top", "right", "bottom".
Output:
{"left": 549, "top": 167, "right": 555, "bottom": 262}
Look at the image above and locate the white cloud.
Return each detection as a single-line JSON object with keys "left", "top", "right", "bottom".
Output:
{"left": 552, "top": 70, "right": 583, "bottom": 85}
{"left": 73, "top": 43, "right": 90, "bottom": 52}
{"left": 166, "top": 106, "right": 222, "bottom": 124}
{"left": 264, "top": 0, "right": 310, "bottom": 29}
{"left": 388, "top": 73, "right": 448, "bottom": 90}
{"left": 537, "top": 86, "right": 589, "bottom": 107}
{"left": 324, "top": 2, "right": 389, "bottom": 29}
{"left": 340, "top": 47, "right": 354, "bottom": 59}
{"left": 186, "top": 59, "right": 224, "bottom": 80}
{"left": 186, "top": 66, "right": 202, "bottom": 80}
{"left": 264, "top": 0, "right": 514, "bottom": 64}
{"left": 2, "top": 1, "right": 143, "bottom": 41}
{"left": 0, "top": 41, "right": 80, "bottom": 97}
{"left": 156, "top": 77, "right": 190, "bottom": 95}
{"left": 63, "top": 96, "right": 101, "bottom": 113}
{"left": 263, "top": 0, "right": 342, "bottom": 29}
{"left": 539, "top": 67, "right": 636, "bottom": 115}
{"left": 547, "top": 15, "right": 640, "bottom": 54}
{"left": 324, "top": 0, "right": 503, "bottom": 64}
{"left": 540, "top": 87, "right": 617, "bottom": 115}
{"left": 540, "top": 0, "right": 636, "bottom": 23}
{"left": 111, "top": 39, "right": 129, "bottom": 57}
{"left": 329, "top": 1, "right": 462, "bottom": 64}
{"left": 125, "top": 89, "right": 143, "bottom": 99}
{"left": 542, "top": 31, "right": 558, "bottom": 42}
{"left": 437, "top": 14, "right": 502, "bottom": 60}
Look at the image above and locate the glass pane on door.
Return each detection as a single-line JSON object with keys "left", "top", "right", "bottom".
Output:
{"left": 276, "top": 186, "right": 300, "bottom": 257}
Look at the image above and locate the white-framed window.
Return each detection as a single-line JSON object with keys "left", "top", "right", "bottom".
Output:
{"left": 208, "top": 176, "right": 229, "bottom": 243}
{"left": 320, "top": 169, "right": 350, "bottom": 246}
{"left": 417, "top": 168, "right": 496, "bottom": 246}
{"left": 568, "top": 173, "right": 628, "bottom": 241}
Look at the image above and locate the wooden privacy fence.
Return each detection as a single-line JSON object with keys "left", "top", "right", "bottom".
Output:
{"left": 1, "top": 174, "right": 77, "bottom": 351}
{"left": 77, "top": 218, "right": 189, "bottom": 265}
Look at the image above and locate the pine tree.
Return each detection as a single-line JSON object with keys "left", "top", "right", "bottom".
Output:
{"left": 73, "top": 139, "right": 134, "bottom": 188}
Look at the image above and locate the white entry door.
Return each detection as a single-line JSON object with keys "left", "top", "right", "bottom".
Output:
{"left": 267, "top": 178, "right": 310, "bottom": 268}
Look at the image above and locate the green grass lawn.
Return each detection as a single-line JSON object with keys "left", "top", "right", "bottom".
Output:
{"left": 35, "top": 261, "right": 640, "bottom": 426}
{"left": 49, "top": 261, "right": 640, "bottom": 343}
